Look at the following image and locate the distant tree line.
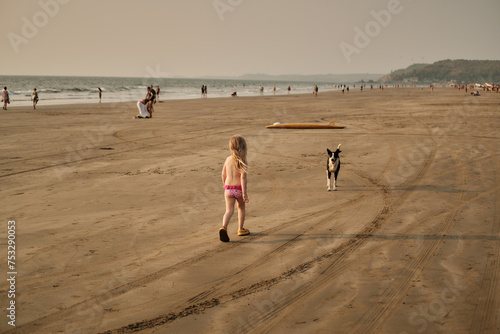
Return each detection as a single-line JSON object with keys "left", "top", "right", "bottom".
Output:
{"left": 382, "top": 59, "right": 500, "bottom": 83}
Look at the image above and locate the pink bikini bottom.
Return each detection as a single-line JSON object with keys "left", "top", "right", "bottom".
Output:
{"left": 224, "top": 185, "right": 242, "bottom": 198}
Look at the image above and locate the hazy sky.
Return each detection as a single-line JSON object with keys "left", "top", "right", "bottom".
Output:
{"left": 1, "top": 0, "right": 499, "bottom": 78}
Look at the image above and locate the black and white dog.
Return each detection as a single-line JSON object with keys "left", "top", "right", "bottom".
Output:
{"left": 326, "top": 144, "right": 341, "bottom": 191}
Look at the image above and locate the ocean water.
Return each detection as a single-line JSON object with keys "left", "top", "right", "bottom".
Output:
{"left": 0, "top": 75, "right": 340, "bottom": 107}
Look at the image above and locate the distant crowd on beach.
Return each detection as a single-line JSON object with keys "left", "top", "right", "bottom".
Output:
{"left": 2, "top": 80, "right": 498, "bottom": 113}
{"left": 454, "top": 83, "right": 499, "bottom": 96}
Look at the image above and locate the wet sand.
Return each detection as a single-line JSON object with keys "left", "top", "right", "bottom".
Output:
{"left": 1, "top": 87, "right": 499, "bottom": 333}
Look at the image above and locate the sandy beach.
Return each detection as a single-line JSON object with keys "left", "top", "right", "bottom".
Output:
{"left": 1, "top": 87, "right": 499, "bottom": 333}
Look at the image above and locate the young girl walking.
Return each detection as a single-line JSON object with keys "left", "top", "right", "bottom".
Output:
{"left": 219, "top": 135, "right": 250, "bottom": 242}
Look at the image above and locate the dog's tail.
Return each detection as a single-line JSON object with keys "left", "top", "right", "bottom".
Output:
{"left": 337, "top": 143, "right": 342, "bottom": 149}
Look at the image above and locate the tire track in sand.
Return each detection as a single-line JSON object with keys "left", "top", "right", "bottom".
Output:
{"left": 97, "top": 168, "right": 391, "bottom": 333}
{"left": 9, "top": 163, "right": 371, "bottom": 334}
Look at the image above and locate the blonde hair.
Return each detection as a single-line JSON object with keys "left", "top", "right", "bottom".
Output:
{"left": 229, "top": 135, "right": 248, "bottom": 173}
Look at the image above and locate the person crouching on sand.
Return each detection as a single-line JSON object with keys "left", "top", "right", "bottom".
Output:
{"left": 136, "top": 97, "right": 151, "bottom": 118}
{"left": 219, "top": 135, "right": 250, "bottom": 242}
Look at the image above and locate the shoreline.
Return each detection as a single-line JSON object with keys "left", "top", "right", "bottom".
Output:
{"left": 2, "top": 85, "right": 479, "bottom": 109}
{"left": 2, "top": 88, "right": 335, "bottom": 108}
{"left": 2, "top": 75, "right": 345, "bottom": 108}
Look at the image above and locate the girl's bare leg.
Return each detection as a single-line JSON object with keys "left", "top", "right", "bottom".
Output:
{"left": 236, "top": 197, "right": 246, "bottom": 230}
{"left": 222, "top": 194, "right": 236, "bottom": 229}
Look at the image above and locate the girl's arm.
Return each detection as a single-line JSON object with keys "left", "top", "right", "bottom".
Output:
{"left": 240, "top": 171, "right": 249, "bottom": 203}
{"left": 221, "top": 162, "right": 227, "bottom": 185}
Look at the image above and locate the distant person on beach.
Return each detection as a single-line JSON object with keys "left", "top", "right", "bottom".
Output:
{"left": 287, "top": 85, "right": 291, "bottom": 94}
{"left": 273, "top": 86, "right": 276, "bottom": 95}
{"left": 98, "top": 87, "right": 102, "bottom": 103}
{"left": 2, "top": 87, "right": 10, "bottom": 110}
{"left": 148, "top": 85, "right": 156, "bottom": 106}
{"left": 156, "top": 86, "right": 160, "bottom": 103}
{"left": 31, "top": 88, "right": 39, "bottom": 109}
{"left": 219, "top": 135, "right": 250, "bottom": 242}
{"left": 231, "top": 91, "right": 237, "bottom": 97}
{"left": 146, "top": 86, "right": 155, "bottom": 117}
{"left": 149, "top": 85, "right": 156, "bottom": 103}
{"left": 430, "top": 85, "right": 434, "bottom": 94}
{"left": 201, "top": 85, "right": 205, "bottom": 98}
{"left": 314, "top": 85, "right": 318, "bottom": 97}
{"left": 204, "top": 85, "right": 207, "bottom": 98}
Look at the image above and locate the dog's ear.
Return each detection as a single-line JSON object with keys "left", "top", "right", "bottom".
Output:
{"left": 327, "top": 149, "right": 332, "bottom": 156}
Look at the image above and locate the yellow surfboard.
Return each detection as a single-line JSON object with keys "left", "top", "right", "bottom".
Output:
{"left": 266, "top": 121, "right": 345, "bottom": 129}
